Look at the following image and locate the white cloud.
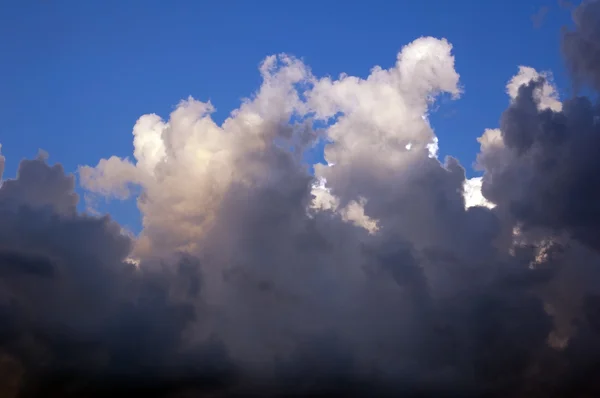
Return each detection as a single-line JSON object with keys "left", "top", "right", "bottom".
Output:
{"left": 81, "top": 38, "right": 463, "bottom": 258}
{"left": 80, "top": 55, "right": 315, "bottom": 258}
{"left": 308, "top": 37, "right": 460, "bottom": 176}
{"left": 506, "top": 66, "right": 562, "bottom": 112}
{"left": 311, "top": 177, "right": 379, "bottom": 233}
{"left": 463, "top": 177, "right": 495, "bottom": 209}
{"left": 306, "top": 38, "right": 462, "bottom": 235}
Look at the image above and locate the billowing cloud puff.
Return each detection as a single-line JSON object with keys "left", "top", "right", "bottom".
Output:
{"left": 81, "top": 54, "right": 315, "bottom": 258}
{"left": 463, "top": 177, "right": 495, "bottom": 209}
{"left": 506, "top": 66, "right": 562, "bottom": 112}
{"left": 2, "top": 2, "right": 600, "bottom": 396}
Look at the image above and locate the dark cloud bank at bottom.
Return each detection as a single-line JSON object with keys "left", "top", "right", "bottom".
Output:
{"left": 2, "top": 2, "right": 600, "bottom": 397}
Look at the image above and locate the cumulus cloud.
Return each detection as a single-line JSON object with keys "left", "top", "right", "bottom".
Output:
{"left": 2, "top": 2, "right": 600, "bottom": 396}
{"left": 473, "top": 2, "right": 600, "bottom": 393}
{"left": 80, "top": 55, "right": 315, "bottom": 258}
{"left": 506, "top": 66, "right": 563, "bottom": 112}
{"left": 463, "top": 65, "right": 564, "bottom": 212}
{"left": 0, "top": 156, "right": 240, "bottom": 397}
{"left": 477, "top": 61, "right": 600, "bottom": 253}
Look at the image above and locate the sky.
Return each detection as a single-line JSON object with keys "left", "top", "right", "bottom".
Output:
{"left": 4, "top": 1, "right": 600, "bottom": 397}
{"left": 0, "top": 0, "right": 574, "bottom": 232}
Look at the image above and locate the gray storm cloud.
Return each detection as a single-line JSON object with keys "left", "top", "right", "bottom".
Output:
{"left": 1, "top": 2, "right": 600, "bottom": 397}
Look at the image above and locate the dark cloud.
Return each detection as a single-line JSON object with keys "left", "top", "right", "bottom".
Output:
{"left": 483, "top": 81, "right": 600, "bottom": 249}
{"left": 0, "top": 157, "right": 240, "bottom": 397}
{"left": 0, "top": 152, "right": 78, "bottom": 215}
{"left": 0, "top": 150, "right": 565, "bottom": 397}
{"left": 479, "top": 1, "right": 600, "bottom": 251}
{"left": 562, "top": 0, "right": 600, "bottom": 90}
{"left": 473, "top": 1, "right": 600, "bottom": 394}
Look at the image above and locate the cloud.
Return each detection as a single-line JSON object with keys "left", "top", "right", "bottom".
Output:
{"left": 473, "top": 3, "right": 600, "bottom": 393}
{"left": 309, "top": 37, "right": 461, "bottom": 208}
{"left": 559, "top": 0, "right": 575, "bottom": 9}
{"left": 311, "top": 177, "right": 379, "bottom": 233}
{"left": 463, "top": 177, "right": 495, "bottom": 209}
{"left": 466, "top": 65, "right": 562, "bottom": 214}
{"left": 532, "top": 6, "right": 550, "bottom": 29}
{"left": 80, "top": 55, "right": 315, "bottom": 259}
{"left": 2, "top": 3, "right": 600, "bottom": 395}
{"left": 506, "top": 66, "right": 562, "bottom": 112}
{"left": 0, "top": 156, "right": 242, "bottom": 397}
{"left": 0, "top": 144, "right": 5, "bottom": 182}
{"left": 562, "top": 0, "right": 600, "bottom": 91}
{"left": 478, "top": 67, "right": 600, "bottom": 253}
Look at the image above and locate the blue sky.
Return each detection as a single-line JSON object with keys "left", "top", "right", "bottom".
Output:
{"left": 0, "top": 0, "right": 574, "bottom": 232}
